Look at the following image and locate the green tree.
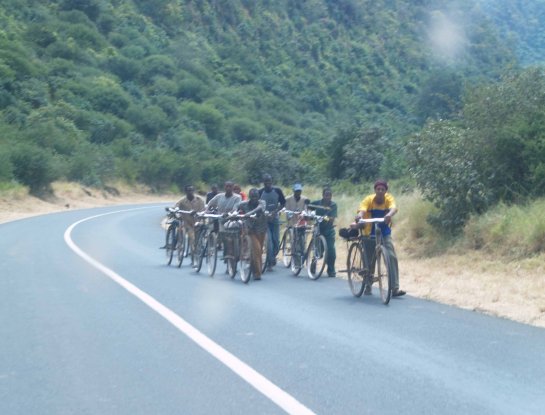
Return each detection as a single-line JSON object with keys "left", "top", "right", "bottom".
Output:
{"left": 405, "top": 120, "right": 491, "bottom": 233}
{"left": 341, "top": 127, "right": 385, "bottom": 182}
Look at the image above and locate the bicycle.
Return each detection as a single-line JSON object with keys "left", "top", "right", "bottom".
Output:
{"left": 285, "top": 209, "right": 328, "bottom": 279}
{"left": 193, "top": 212, "right": 222, "bottom": 276}
{"left": 222, "top": 213, "right": 253, "bottom": 283}
{"left": 344, "top": 218, "right": 392, "bottom": 305}
{"left": 279, "top": 209, "right": 295, "bottom": 268}
{"left": 163, "top": 207, "right": 191, "bottom": 267}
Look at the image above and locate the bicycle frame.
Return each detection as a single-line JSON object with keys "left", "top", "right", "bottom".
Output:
{"left": 193, "top": 212, "right": 222, "bottom": 274}
{"left": 282, "top": 209, "right": 327, "bottom": 279}
{"left": 222, "top": 213, "right": 253, "bottom": 282}
{"left": 345, "top": 217, "right": 392, "bottom": 304}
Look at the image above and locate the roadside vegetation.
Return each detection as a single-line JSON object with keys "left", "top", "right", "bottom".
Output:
{"left": 1, "top": 0, "right": 545, "bottom": 262}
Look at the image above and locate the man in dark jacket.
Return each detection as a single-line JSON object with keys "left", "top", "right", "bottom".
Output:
{"left": 258, "top": 174, "right": 286, "bottom": 271}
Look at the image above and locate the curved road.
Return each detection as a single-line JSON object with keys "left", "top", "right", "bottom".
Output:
{"left": 1, "top": 204, "right": 544, "bottom": 414}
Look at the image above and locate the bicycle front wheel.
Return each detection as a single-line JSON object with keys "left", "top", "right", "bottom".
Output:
{"left": 347, "top": 243, "right": 365, "bottom": 297}
{"left": 289, "top": 229, "right": 302, "bottom": 276}
{"left": 281, "top": 228, "right": 293, "bottom": 267}
{"left": 207, "top": 232, "right": 218, "bottom": 277}
{"left": 176, "top": 228, "right": 186, "bottom": 268}
{"left": 227, "top": 257, "right": 237, "bottom": 279}
{"left": 376, "top": 246, "right": 392, "bottom": 305}
{"left": 306, "top": 235, "right": 327, "bottom": 280}
{"left": 239, "top": 235, "right": 252, "bottom": 284}
{"left": 165, "top": 225, "right": 176, "bottom": 266}
{"left": 261, "top": 230, "right": 272, "bottom": 273}
{"left": 194, "top": 231, "right": 206, "bottom": 273}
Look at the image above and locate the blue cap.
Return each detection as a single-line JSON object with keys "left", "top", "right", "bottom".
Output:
{"left": 293, "top": 183, "right": 303, "bottom": 191}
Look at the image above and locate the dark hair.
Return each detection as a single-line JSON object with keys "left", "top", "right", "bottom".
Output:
{"left": 184, "top": 184, "right": 194, "bottom": 191}
{"left": 322, "top": 187, "right": 332, "bottom": 196}
{"left": 374, "top": 179, "right": 388, "bottom": 190}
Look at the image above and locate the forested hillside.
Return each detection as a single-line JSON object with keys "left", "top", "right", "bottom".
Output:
{"left": 477, "top": 0, "right": 545, "bottom": 65}
{"left": 0, "top": 0, "right": 524, "bottom": 196}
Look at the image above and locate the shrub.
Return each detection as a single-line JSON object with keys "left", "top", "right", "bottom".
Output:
{"left": 67, "top": 143, "right": 115, "bottom": 186}
{"left": 10, "top": 143, "right": 59, "bottom": 193}
{"left": 233, "top": 141, "right": 305, "bottom": 185}
{"left": 228, "top": 117, "right": 265, "bottom": 141}
{"left": 140, "top": 55, "right": 176, "bottom": 84}
{"left": 180, "top": 102, "right": 224, "bottom": 141}
{"left": 126, "top": 105, "right": 169, "bottom": 138}
{"left": 0, "top": 145, "right": 13, "bottom": 182}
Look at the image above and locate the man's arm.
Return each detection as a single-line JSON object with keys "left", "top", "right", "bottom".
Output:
{"left": 244, "top": 200, "right": 266, "bottom": 217}
{"left": 206, "top": 194, "right": 220, "bottom": 211}
{"left": 384, "top": 194, "right": 398, "bottom": 225}
{"left": 276, "top": 188, "right": 286, "bottom": 208}
{"left": 357, "top": 195, "right": 371, "bottom": 219}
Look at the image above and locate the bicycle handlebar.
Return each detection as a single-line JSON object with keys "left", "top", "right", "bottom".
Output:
{"left": 306, "top": 204, "right": 331, "bottom": 211}
{"left": 357, "top": 218, "right": 385, "bottom": 223}
{"left": 166, "top": 207, "right": 195, "bottom": 215}
{"left": 196, "top": 212, "right": 223, "bottom": 219}
{"left": 280, "top": 208, "right": 330, "bottom": 224}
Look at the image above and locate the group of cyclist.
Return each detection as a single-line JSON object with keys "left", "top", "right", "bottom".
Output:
{"left": 170, "top": 175, "right": 405, "bottom": 297}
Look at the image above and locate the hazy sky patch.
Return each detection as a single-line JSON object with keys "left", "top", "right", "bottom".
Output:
{"left": 427, "top": 10, "right": 467, "bottom": 64}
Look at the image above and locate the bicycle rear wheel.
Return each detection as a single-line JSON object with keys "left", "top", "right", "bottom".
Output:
{"left": 239, "top": 235, "right": 252, "bottom": 284}
{"left": 165, "top": 225, "right": 176, "bottom": 266}
{"left": 207, "top": 232, "right": 218, "bottom": 277}
{"left": 280, "top": 228, "right": 292, "bottom": 267}
{"left": 306, "top": 235, "right": 327, "bottom": 280}
{"left": 176, "top": 228, "right": 186, "bottom": 268}
{"left": 376, "top": 246, "right": 392, "bottom": 305}
{"left": 347, "top": 243, "right": 365, "bottom": 297}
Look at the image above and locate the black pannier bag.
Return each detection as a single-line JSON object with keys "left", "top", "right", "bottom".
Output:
{"left": 339, "top": 227, "right": 358, "bottom": 240}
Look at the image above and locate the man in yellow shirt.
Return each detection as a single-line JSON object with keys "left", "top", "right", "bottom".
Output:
{"left": 357, "top": 180, "right": 405, "bottom": 297}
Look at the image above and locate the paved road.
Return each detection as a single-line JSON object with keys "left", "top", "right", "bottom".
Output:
{"left": 1, "top": 204, "right": 544, "bottom": 414}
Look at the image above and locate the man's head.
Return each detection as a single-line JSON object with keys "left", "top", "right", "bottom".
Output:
{"left": 248, "top": 188, "right": 260, "bottom": 202}
{"left": 293, "top": 183, "right": 303, "bottom": 199}
{"left": 233, "top": 184, "right": 241, "bottom": 194}
{"left": 374, "top": 179, "right": 388, "bottom": 202}
{"left": 224, "top": 181, "right": 234, "bottom": 196}
{"left": 322, "top": 187, "right": 332, "bottom": 204}
{"left": 263, "top": 174, "right": 273, "bottom": 190}
{"left": 210, "top": 184, "right": 218, "bottom": 193}
{"left": 185, "top": 185, "right": 195, "bottom": 199}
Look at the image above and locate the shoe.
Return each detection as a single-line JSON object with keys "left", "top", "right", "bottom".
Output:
{"left": 254, "top": 276, "right": 261, "bottom": 280}
{"left": 392, "top": 289, "right": 406, "bottom": 297}
{"left": 266, "top": 266, "right": 273, "bottom": 272}
{"left": 364, "top": 284, "right": 372, "bottom": 295}
{"left": 328, "top": 273, "right": 336, "bottom": 278}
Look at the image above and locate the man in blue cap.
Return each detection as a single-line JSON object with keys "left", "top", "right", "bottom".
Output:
{"left": 285, "top": 183, "right": 308, "bottom": 227}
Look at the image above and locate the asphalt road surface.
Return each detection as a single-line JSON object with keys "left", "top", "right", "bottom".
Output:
{"left": 1, "top": 204, "right": 544, "bottom": 415}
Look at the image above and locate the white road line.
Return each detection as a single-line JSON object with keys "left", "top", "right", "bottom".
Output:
{"left": 64, "top": 207, "right": 316, "bottom": 415}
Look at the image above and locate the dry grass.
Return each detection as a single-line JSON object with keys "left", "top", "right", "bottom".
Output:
{"left": 2, "top": 181, "right": 544, "bottom": 328}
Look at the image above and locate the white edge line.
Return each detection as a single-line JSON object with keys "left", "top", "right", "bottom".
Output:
{"left": 63, "top": 206, "right": 316, "bottom": 415}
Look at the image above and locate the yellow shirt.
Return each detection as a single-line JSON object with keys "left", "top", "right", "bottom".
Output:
{"left": 358, "top": 193, "right": 397, "bottom": 236}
